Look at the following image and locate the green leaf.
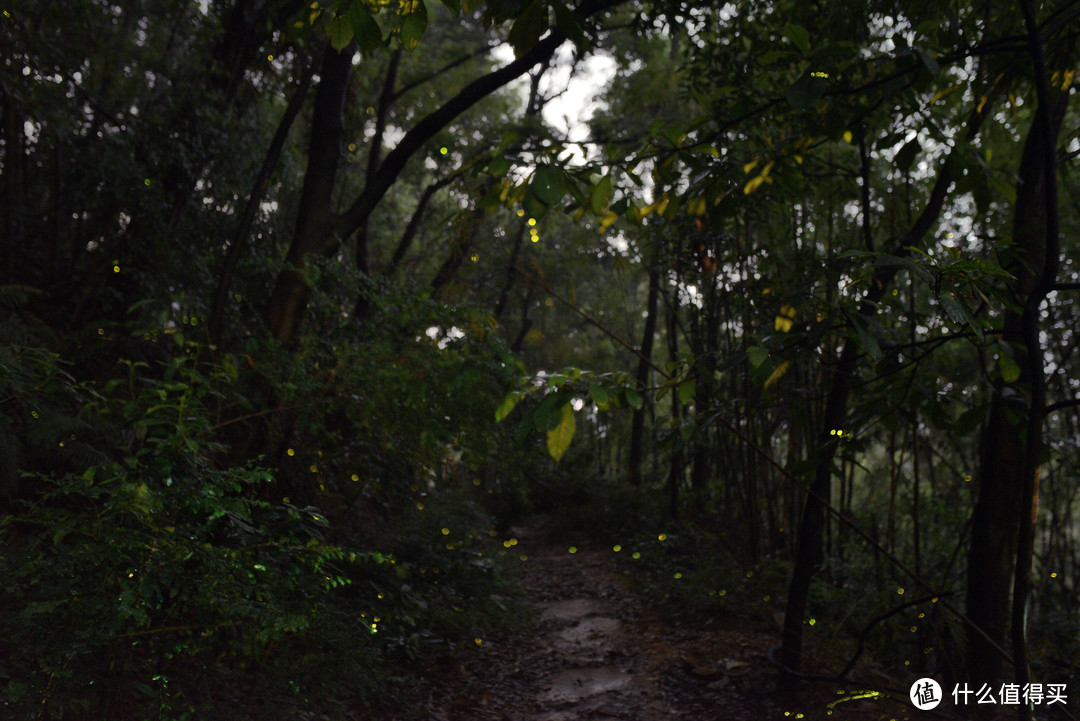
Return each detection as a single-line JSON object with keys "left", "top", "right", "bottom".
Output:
{"left": 494, "top": 392, "right": 520, "bottom": 422}
{"left": 998, "top": 355, "right": 1022, "bottom": 384}
{"left": 346, "top": 4, "right": 382, "bottom": 50}
{"left": 848, "top": 313, "right": 882, "bottom": 360}
{"left": 522, "top": 190, "right": 549, "bottom": 220}
{"left": 399, "top": 0, "right": 428, "bottom": 50}
{"left": 588, "top": 384, "right": 609, "bottom": 407}
{"left": 440, "top": 0, "right": 462, "bottom": 14}
{"left": 327, "top": 16, "right": 353, "bottom": 51}
{"left": 553, "top": 1, "right": 585, "bottom": 46}
{"left": 590, "top": 175, "right": 613, "bottom": 215}
{"left": 546, "top": 402, "right": 575, "bottom": 462}
{"left": 507, "top": 0, "right": 545, "bottom": 57}
{"left": 782, "top": 24, "right": 810, "bottom": 55}
{"left": 531, "top": 166, "right": 567, "bottom": 206}
{"left": 624, "top": 387, "right": 643, "bottom": 410}
{"left": 677, "top": 378, "right": 696, "bottom": 404}
{"left": 747, "top": 345, "right": 769, "bottom": 368}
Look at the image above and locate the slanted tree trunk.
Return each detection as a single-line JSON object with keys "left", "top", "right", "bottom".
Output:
{"left": 263, "top": 1, "right": 617, "bottom": 345}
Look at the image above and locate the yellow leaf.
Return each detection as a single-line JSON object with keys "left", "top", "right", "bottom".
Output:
{"left": 687, "top": 196, "right": 707, "bottom": 216}
{"left": 655, "top": 193, "right": 670, "bottom": 216}
{"left": 976, "top": 95, "right": 988, "bottom": 114}
{"left": 842, "top": 130, "right": 853, "bottom": 143}
{"left": 928, "top": 84, "right": 962, "bottom": 106}
{"left": 598, "top": 210, "right": 618, "bottom": 232}
{"left": 744, "top": 175, "right": 767, "bottom": 195}
{"left": 794, "top": 155, "right": 803, "bottom": 164}
{"left": 573, "top": 206, "right": 587, "bottom": 222}
{"left": 743, "top": 159, "right": 759, "bottom": 174}
{"left": 1062, "top": 69, "right": 1075, "bottom": 90}
{"left": 546, "top": 403, "right": 575, "bottom": 462}
{"left": 764, "top": 361, "right": 791, "bottom": 389}
{"left": 498, "top": 178, "right": 510, "bottom": 202}
{"left": 774, "top": 305, "right": 796, "bottom": 332}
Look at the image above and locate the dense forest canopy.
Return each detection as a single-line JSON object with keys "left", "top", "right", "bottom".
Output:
{"left": 1, "top": 0, "right": 1078, "bottom": 718}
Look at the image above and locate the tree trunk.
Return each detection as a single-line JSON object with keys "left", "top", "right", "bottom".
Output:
{"left": 965, "top": 27, "right": 1065, "bottom": 699}
{"left": 629, "top": 242, "right": 661, "bottom": 485}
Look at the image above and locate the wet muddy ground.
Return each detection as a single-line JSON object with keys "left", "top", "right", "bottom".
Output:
{"left": 393, "top": 523, "right": 911, "bottom": 721}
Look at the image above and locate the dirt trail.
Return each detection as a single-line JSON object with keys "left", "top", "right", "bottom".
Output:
{"left": 398, "top": 522, "right": 817, "bottom": 721}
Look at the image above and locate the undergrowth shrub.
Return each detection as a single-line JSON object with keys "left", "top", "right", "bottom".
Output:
{"left": 0, "top": 288, "right": 529, "bottom": 720}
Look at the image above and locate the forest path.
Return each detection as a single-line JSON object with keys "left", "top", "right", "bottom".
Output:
{"left": 398, "top": 520, "right": 807, "bottom": 721}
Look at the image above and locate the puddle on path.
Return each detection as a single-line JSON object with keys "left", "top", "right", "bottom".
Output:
{"left": 554, "top": 616, "right": 621, "bottom": 646}
{"left": 540, "top": 666, "right": 635, "bottom": 703}
{"left": 540, "top": 598, "right": 602, "bottom": 622}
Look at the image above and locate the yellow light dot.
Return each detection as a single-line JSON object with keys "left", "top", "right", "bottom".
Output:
{"left": 1051, "top": 572, "right": 1057, "bottom": 578}
{"left": 351, "top": 474, "right": 359, "bottom": 481}
{"left": 568, "top": 546, "right": 577, "bottom": 554}
{"left": 416, "top": 502, "right": 424, "bottom": 510}
{"left": 808, "top": 618, "right": 816, "bottom": 625}
{"left": 440, "top": 147, "right": 448, "bottom": 155}
{"left": 268, "top": 54, "right": 274, "bottom": 61}
{"left": 97, "top": 328, "right": 104, "bottom": 335}
{"left": 520, "top": 554, "right": 528, "bottom": 561}
{"left": 612, "top": 545, "right": 622, "bottom": 552}
{"left": 474, "top": 637, "right": 482, "bottom": 645}
{"left": 144, "top": 179, "right": 151, "bottom": 186}
{"left": 377, "top": 593, "right": 383, "bottom": 599}
{"left": 470, "top": 253, "right": 479, "bottom": 262}
{"left": 348, "top": 143, "right": 357, "bottom": 152}
{"left": 517, "top": 209, "right": 525, "bottom": 217}
{"left": 446, "top": 544, "right": 454, "bottom": 550}
{"left": 897, "top": 587, "right": 905, "bottom": 595}
{"left": 283, "top": 496, "right": 290, "bottom": 504}
{"left": 528, "top": 218, "right": 536, "bottom": 226}
{"left": 128, "top": 572, "right": 134, "bottom": 578}
{"left": 658, "top": 533, "right": 667, "bottom": 541}
{"left": 287, "top": 448, "right": 295, "bottom": 456}
{"left": 113, "top": 265, "right": 119, "bottom": 273}
{"left": 931, "top": 597, "right": 938, "bottom": 603}
{"left": 510, "top": 538, "right": 518, "bottom": 545}
{"left": 918, "top": 612, "right": 925, "bottom": 618}
{"left": 674, "top": 572, "right": 682, "bottom": 579}
{"left": 763, "top": 595, "right": 770, "bottom": 601}
{"left": 503, "top": 540, "right": 512, "bottom": 548}
{"left": 531, "top": 236, "right": 539, "bottom": 243}
{"left": 309, "top": 464, "right": 318, "bottom": 473}
{"left": 632, "top": 552, "right": 641, "bottom": 559}
{"left": 473, "top": 479, "right": 480, "bottom": 486}
{"left": 441, "top": 528, "right": 450, "bottom": 535}
{"left": 719, "top": 589, "right": 726, "bottom": 596}
{"left": 964, "top": 475, "right": 972, "bottom": 482}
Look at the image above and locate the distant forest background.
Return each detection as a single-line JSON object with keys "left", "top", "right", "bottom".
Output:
{"left": 1, "top": 0, "right": 1078, "bottom": 718}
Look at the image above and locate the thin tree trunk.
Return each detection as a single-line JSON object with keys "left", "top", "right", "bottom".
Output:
{"left": 629, "top": 241, "right": 661, "bottom": 486}
{"left": 208, "top": 48, "right": 321, "bottom": 341}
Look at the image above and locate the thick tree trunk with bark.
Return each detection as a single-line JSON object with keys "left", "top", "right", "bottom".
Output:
{"left": 964, "top": 38, "right": 1065, "bottom": 699}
